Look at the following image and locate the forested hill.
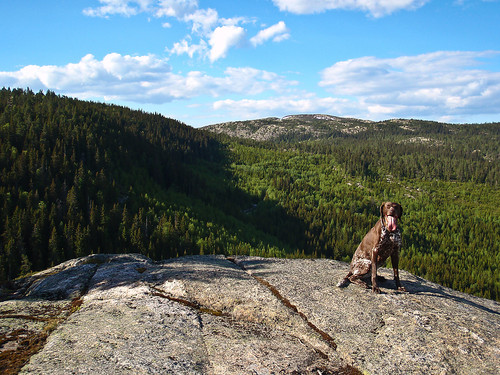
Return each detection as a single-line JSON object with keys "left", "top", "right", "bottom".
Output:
{"left": 0, "top": 88, "right": 234, "bottom": 280}
{"left": 203, "top": 114, "right": 499, "bottom": 185}
{"left": 203, "top": 113, "right": 499, "bottom": 145}
{"left": 204, "top": 114, "right": 499, "bottom": 300}
{"left": 1, "top": 89, "right": 499, "bottom": 301}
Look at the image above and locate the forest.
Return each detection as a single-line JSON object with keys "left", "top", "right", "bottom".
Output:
{"left": 0, "top": 88, "right": 498, "bottom": 301}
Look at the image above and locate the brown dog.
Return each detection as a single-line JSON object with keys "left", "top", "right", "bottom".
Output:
{"left": 337, "top": 202, "right": 406, "bottom": 293}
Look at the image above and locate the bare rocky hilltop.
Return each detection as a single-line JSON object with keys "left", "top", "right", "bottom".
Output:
{"left": 201, "top": 114, "right": 427, "bottom": 142}
{"left": 1, "top": 254, "right": 499, "bottom": 374}
{"left": 202, "top": 114, "right": 377, "bottom": 142}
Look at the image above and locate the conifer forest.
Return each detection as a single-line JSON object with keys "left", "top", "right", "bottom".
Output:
{"left": 1, "top": 89, "right": 498, "bottom": 300}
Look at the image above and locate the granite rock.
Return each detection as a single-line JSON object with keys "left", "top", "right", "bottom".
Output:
{"left": 0, "top": 254, "right": 498, "bottom": 375}
{"left": 233, "top": 256, "right": 500, "bottom": 375}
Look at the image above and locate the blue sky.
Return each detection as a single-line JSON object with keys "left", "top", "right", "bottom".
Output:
{"left": 1, "top": 0, "right": 499, "bottom": 127}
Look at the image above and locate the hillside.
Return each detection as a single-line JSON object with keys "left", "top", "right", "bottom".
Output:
{"left": 203, "top": 114, "right": 500, "bottom": 300}
{"left": 1, "top": 89, "right": 499, "bottom": 301}
{"left": 204, "top": 114, "right": 499, "bottom": 184}
{"left": 203, "top": 113, "right": 498, "bottom": 144}
{"left": 0, "top": 88, "right": 269, "bottom": 279}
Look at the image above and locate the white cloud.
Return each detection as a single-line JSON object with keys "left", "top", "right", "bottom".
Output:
{"left": 209, "top": 51, "right": 500, "bottom": 122}
{"left": 250, "top": 21, "right": 290, "bottom": 47}
{"left": 155, "top": 0, "right": 197, "bottom": 17}
{"left": 0, "top": 53, "right": 294, "bottom": 103}
{"left": 168, "top": 38, "right": 208, "bottom": 58}
{"left": 183, "top": 8, "right": 219, "bottom": 36}
{"left": 319, "top": 50, "right": 500, "bottom": 118}
{"left": 83, "top": 0, "right": 153, "bottom": 17}
{"left": 213, "top": 95, "right": 352, "bottom": 119}
{"left": 84, "top": 0, "right": 199, "bottom": 18}
{"left": 271, "top": 0, "right": 430, "bottom": 17}
{"left": 85, "top": 1, "right": 289, "bottom": 61}
{"left": 220, "top": 16, "right": 253, "bottom": 27}
{"left": 208, "top": 26, "right": 246, "bottom": 62}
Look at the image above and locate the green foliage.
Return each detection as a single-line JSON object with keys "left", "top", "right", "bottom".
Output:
{"left": 0, "top": 88, "right": 498, "bottom": 302}
{"left": 0, "top": 88, "right": 288, "bottom": 281}
{"left": 227, "top": 141, "right": 499, "bottom": 300}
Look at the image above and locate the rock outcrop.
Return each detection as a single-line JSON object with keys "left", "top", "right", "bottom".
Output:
{"left": 202, "top": 115, "right": 374, "bottom": 142}
{"left": 1, "top": 254, "right": 498, "bottom": 374}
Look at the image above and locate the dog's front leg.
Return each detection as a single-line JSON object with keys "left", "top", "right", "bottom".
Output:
{"left": 391, "top": 252, "right": 406, "bottom": 292}
{"left": 371, "top": 248, "right": 381, "bottom": 293}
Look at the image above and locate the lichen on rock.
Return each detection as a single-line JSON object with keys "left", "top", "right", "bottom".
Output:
{"left": 1, "top": 254, "right": 498, "bottom": 374}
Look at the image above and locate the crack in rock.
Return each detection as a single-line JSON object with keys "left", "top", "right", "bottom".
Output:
{"left": 228, "top": 256, "right": 338, "bottom": 351}
{"left": 149, "top": 279, "right": 352, "bottom": 374}
{"left": 256, "top": 273, "right": 338, "bottom": 352}
{"left": 4, "top": 254, "right": 497, "bottom": 375}
{"left": 149, "top": 285, "right": 229, "bottom": 318}
{"left": 227, "top": 257, "right": 364, "bottom": 375}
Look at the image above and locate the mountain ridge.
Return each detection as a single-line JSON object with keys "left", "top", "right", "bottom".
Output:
{"left": 203, "top": 114, "right": 427, "bottom": 141}
{"left": 202, "top": 114, "right": 497, "bottom": 143}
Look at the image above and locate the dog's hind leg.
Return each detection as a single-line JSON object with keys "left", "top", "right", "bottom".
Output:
{"left": 348, "top": 274, "right": 370, "bottom": 289}
{"left": 345, "top": 259, "right": 371, "bottom": 288}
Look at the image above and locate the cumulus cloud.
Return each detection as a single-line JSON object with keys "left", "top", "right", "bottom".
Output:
{"left": 319, "top": 51, "right": 500, "bottom": 117}
{"left": 168, "top": 38, "right": 208, "bottom": 58}
{"left": 0, "top": 53, "right": 176, "bottom": 102}
{"left": 209, "top": 51, "right": 500, "bottom": 122}
{"left": 183, "top": 8, "right": 219, "bottom": 36}
{"left": 0, "top": 53, "right": 294, "bottom": 103}
{"left": 208, "top": 26, "right": 246, "bottom": 62}
{"left": 155, "top": 0, "right": 197, "bottom": 17}
{"left": 83, "top": 0, "right": 200, "bottom": 18}
{"left": 4, "top": 50, "right": 499, "bottom": 124}
{"left": 250, "top": 21, "right": 290, "bottom": 47}
{"left": 84, "top": 1, "right": 289, "bottom": 61}
{"left": 271, "top": 0, "right": 430, "bottom": 17}
{"left": 84, "top": 0, "right": 202, "bottom": 19}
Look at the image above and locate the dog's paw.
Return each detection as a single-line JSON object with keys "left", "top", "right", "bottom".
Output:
{"left": 397, "top": 286, "right": 407, "bottom": 292}
{"left": 336, "top": 278, "right": 349, "bottom": 288}
{"left": 372, "top": 286, "right": 381, "bottom": 294}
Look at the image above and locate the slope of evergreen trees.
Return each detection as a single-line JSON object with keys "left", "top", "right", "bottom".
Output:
{"left": 226, "top": 141, "right": 499, "bottom": 300}
{"left": 1, "top": 88, "right": 498, "bottom": 301}
{"left": 0, "top": 88, "right": 236, "bottom": 278}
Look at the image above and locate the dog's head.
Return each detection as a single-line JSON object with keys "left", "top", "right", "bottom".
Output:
{"left": 380, "top": 202, "right": 403, "bottom": 232}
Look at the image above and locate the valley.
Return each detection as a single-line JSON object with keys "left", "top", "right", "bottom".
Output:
{"left": 1, "top": 89, "right": 498, "bottom": 301}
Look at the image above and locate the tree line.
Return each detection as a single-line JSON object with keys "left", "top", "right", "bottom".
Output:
{"left": 1, "top": 88, "right": 498, "bottom": 301}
